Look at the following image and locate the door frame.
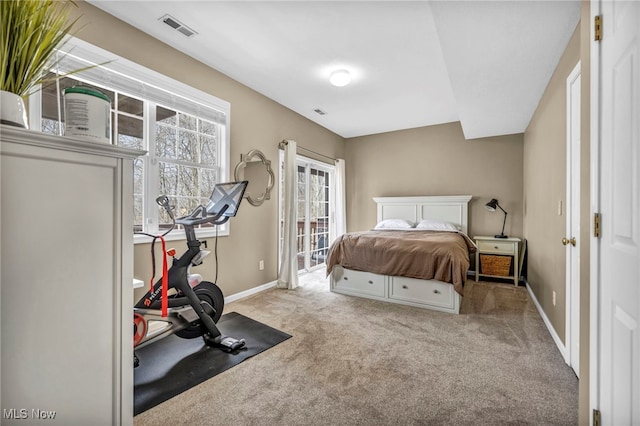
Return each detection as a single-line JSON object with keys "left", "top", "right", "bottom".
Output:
{"left": 590, "top": 0, "right": 640, "bottom": 422}
{"left": 589, "top": 0, "right": 601, "bottom": 416}
{"left": 566, "top": 60, "right": 581, "bottom": 377}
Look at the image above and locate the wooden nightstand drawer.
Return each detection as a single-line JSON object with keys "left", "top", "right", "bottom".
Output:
{"left": 477, "top": 240, "right": 516, "bottom": 254}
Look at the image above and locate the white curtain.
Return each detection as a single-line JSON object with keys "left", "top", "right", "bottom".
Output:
{"left": 277, "top": 140, "right": 299, "bottom": 289}
{"left": 333, "top": 158, "right": 347, "bottom": 242}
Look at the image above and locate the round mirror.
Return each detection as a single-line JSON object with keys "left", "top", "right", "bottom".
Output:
{"left": 234, "top": 149, "right": 275, "bottom": 206}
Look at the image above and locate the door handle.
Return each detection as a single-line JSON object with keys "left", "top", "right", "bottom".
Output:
{"left": 562, "top": 237, "right": 576, "bottom": 246}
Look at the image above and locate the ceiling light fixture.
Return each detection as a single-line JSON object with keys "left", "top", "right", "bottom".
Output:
{"left": 329, "top": 69, "right": 351, "bottom": 87}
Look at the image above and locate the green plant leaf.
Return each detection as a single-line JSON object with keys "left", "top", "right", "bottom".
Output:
{"left": 1, "top": 0, "right": 83, "bottom": 97}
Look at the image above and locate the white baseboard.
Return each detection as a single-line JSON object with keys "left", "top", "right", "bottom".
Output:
{"left": 225, "top": 280, "right": 277, "bottom": 304}
{"left": 524, "top": 279, "right": 569, "bottom": 364}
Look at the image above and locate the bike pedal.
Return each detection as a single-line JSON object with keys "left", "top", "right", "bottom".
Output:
{"left": 203, "top": 334, "right": 246, "bottom": 352}
{"left": 220, "top": 336, "right": 246, "bottom": 350}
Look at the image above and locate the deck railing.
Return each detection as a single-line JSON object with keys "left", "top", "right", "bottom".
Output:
{"left": 295, "top": 220, "right": 328, "bottom": 269}
{"left": 280, "top": 220, "right": 329, "bottom": 269}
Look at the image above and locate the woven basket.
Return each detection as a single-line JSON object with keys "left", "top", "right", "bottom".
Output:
{"left": 480, "top": 254, "right": 512, "bottom": 276}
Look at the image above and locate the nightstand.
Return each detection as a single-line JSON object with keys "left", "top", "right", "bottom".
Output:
{"left": 474, "top": 236, "right": 521, "bottom": 286}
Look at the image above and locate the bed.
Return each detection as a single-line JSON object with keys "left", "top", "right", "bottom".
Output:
{"left": 327, "top": 195, "right": 475, "bottom": 314}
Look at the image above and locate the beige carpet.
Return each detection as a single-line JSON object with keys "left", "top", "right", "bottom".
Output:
{"left": 134, "top": 270, "right": 578, "bottom": 425}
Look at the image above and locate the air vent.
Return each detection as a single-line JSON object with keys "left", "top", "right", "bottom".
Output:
{"left": 314, "top": 108, "right": 327, "bottom": 115}
{"left": 159, "top": 14, "right": 198, "bottom": 38}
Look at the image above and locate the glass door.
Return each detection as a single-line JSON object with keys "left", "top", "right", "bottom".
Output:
{"left": 298, "top": 164, "right": 331, "bottom": 271}
{"left": 280, "top": 154, "right": 333, "bottom": 273}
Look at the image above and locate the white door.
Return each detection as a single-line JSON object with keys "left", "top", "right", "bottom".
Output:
{"left": 565, "top": 62, "right": 581, "bottom": 377}
{"left": 592, "top": 0, "right": 640, "bottom": 424}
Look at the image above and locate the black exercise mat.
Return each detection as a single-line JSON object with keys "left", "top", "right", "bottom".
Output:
{"left": 134, "top": 312, "right": 291, "bottom": 415}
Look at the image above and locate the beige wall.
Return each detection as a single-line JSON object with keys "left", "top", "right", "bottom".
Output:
{"left": 344, "top": 122, "right": 524, "bottom": 241}
{"left": 524, "top": 15, "right": 592, "bottom": 424}
{"left": 524, "top": 13, "right": 592, "bottom": 423}
{"left": 72, "top": 2, "right": 345, "bottom": 297}
{"left": 72, "top": 3, "right": 590, "bottom": 421}
{"left": 523, "top": 23, "right": 580, "bottom": 343}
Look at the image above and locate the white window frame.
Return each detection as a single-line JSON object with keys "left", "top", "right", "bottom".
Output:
{"left": 28, "top": 37, "right": 231, "bottom": 243}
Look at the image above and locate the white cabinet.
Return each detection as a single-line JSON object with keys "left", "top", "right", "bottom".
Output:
{"left": 1, "top": 126, "right": 143, "bottom": 425}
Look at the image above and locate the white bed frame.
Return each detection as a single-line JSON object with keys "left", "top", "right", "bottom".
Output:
{"left": 330, "top": 195, "right": 472, "bottom": 315}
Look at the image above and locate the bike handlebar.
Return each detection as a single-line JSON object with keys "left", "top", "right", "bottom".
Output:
{"left": 150, "top": 195, "right": 232, "bottom": 244}
{"left": 156, "top": 195, "right": 231, "bottom": 227}
{"left": 175, "top": 205, "right": 230, "bottom": 227}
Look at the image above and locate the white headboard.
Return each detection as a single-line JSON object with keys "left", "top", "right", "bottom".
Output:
{"left": 373, "top": 195, "right": 472, "bottom": 234}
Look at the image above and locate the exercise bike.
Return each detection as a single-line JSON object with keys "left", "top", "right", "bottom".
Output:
{"left": 133, "top": 181, "right": 249, "bottom": 367}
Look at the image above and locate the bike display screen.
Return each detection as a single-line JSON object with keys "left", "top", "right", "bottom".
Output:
{"left": 205, "top": 181, "right": 248, "bottom": 217}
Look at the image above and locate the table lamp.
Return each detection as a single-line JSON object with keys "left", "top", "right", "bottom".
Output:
{"left": 485, "top": 198, "right": 508, "bottom": 238}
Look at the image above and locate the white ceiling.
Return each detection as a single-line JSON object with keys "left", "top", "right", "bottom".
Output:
{"left": 87, "top": 0, "right": 581, "bottom": 139}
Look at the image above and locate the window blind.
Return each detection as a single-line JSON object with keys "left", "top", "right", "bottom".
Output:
{"left": 53, "top": 37, "right": 229, "bottom": 125}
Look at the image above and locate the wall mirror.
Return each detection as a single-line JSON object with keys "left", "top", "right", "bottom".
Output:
{"left": 234, "top": 149, "right": 275, "bottom": 206}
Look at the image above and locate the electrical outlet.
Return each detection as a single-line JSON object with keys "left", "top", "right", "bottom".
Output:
{"left": 259, "top": 260, "right": 264, "bottom": 271}
{"left": 553, "top": 291, "right": 557, "bottom": 306}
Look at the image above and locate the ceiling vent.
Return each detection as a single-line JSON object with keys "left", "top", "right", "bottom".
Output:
{"left": 159, "top": 14, "right": 198, "bottom": 38}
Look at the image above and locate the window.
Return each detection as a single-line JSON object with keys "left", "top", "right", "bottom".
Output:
{"left": 29, "top": 38, "right": 230, "bottom": 241}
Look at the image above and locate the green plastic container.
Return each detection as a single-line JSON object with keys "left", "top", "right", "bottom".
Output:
{"left": 64, "top": 86, "right": 111, "bottom": 143}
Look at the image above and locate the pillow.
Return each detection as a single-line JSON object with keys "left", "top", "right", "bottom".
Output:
{"left": 415, "top": 219, "right": 459, "bottom": 232}
{"left": 373, "top": 218, "right": 415, "bottom": 230}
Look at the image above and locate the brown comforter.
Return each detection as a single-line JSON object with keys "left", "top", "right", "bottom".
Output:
{"left": 326, "top": 230, "right": 477, "bottom": 295}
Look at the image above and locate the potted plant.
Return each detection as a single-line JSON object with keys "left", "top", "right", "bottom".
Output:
{"left": 1, "top": 0, "right": 80, "bottom": 128}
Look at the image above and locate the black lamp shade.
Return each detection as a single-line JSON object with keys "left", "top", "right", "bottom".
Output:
{"left": 485, "top": 199, "right": 499, "bottom": 212}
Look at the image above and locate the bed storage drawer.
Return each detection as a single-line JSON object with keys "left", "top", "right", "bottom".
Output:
{"left": 389, "top": 276, "right": 455, "bottom": 309}
{"left": 331, "top": 266, "right": 385, "bottom": 297}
